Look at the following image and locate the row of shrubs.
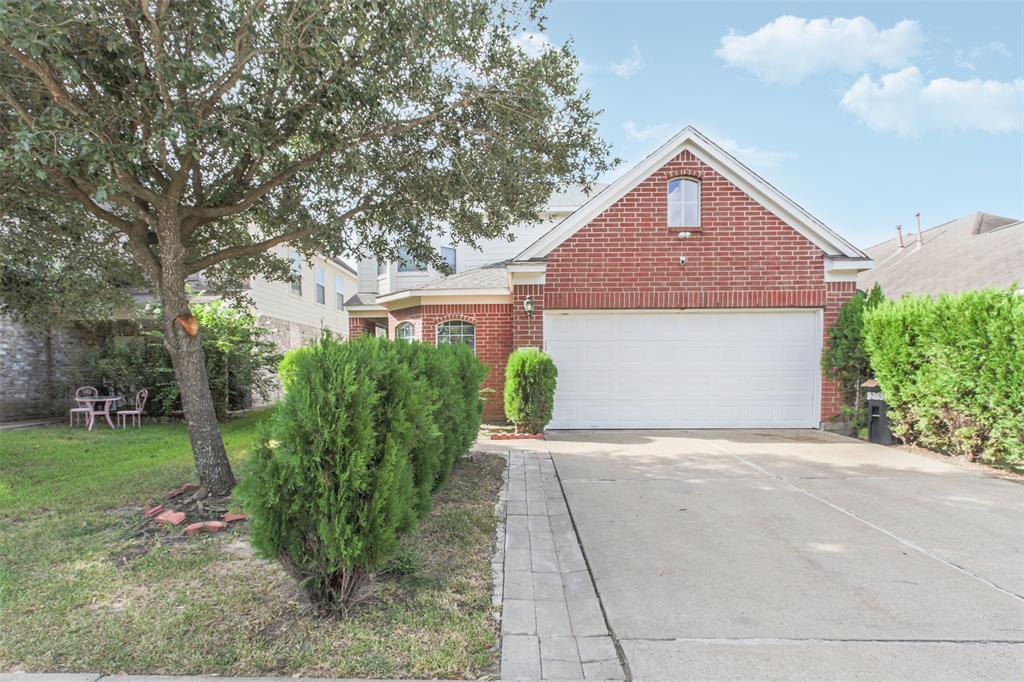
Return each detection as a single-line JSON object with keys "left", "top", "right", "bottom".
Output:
{"left": 238, "top": 334, "right": 488, "bottom": 611}
{"left": 863, "top": 288, "right": 1023, "bottom": 465}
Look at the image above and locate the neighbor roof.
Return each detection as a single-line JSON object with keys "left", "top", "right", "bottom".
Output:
{"left": 372, "top": 261, "right": 510, "bottom": 304}
{"left": 330, "top": 257, "right": 358, "bottom": 276}
{"left": 344, "top": 291, "right": 380, "bottom": 307}
{"left": 514, "top": 126, "right": 868, "bottom": 262}
{"left": 859, "top": 212, "right": 1023, "bottom": 297}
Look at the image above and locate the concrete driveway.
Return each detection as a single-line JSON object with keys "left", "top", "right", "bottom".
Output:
{"left": 545, "top": 429, "right": 1024, "bottom": 681}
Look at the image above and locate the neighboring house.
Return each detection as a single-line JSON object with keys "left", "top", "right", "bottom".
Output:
{"left": 244, "top": 248, "right": 358, "bottom": 351}
{"left": 858, "top": 212, "right": 1023, "bottom": 297}
{"left": 348, "top": 126, "right": 872, "bottom": 427}
{"left": 0, "top": 250, "right": 358, "bottom": 423}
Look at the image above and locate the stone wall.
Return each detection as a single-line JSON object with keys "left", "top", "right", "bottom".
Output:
{"left": 254, "top": 315, "right": 333, "bottom": 406}
{"left": 0, "top": 316, "right": 137, "bottom": 423}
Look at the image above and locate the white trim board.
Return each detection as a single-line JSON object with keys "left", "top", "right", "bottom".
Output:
{"left": 516, "top": 126, "right": 868, "bottom": 262}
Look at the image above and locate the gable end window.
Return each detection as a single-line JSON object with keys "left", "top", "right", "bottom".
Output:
{"left": 668, "top": 178, "right": 700, "bottom": 228}
{"left": 396, "top": 322, "right": 416, "bottom": 341}
{"left": 436, "top": 320, "right": 475, "bottom": 352}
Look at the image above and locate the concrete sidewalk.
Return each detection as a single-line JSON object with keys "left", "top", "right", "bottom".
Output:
{"left": 496, "top": 449, "right": 625, "bottom": 680}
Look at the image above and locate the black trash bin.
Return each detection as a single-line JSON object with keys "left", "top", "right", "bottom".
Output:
{"left": 861, "top": 379, "right": 893, "bottom": 445}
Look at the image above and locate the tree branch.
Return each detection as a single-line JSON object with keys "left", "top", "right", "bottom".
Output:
{"left": 186, "top": 198, "right": 381, "bottom": 274}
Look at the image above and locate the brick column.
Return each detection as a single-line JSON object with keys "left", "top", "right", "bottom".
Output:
{"left": 348, "top": 317, "right": 378, "bottom": 338}
{"left": 820, "top": 281, "right": 857, "bottom": 423}
{"left": 512, "top": 284, "right": 544, "bottom": 349}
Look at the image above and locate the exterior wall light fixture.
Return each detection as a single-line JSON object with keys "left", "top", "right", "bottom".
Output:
{"left": 523, "top": 295, "right": 535, "bottom": 317}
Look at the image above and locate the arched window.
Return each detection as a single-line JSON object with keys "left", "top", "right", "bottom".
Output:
{"left": 396, "top": 322, "right": 416, "bottom": 341}
{"left": 436, "top": 320, "right": 476, "bottom": 352}
{"left": 667, "top": 178, "right": 700, "bottom": 227}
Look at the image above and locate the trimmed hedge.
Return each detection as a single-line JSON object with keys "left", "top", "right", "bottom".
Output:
{"left": 237, "top": 335, "right": 487, "bottom": 612}
{"left": 863, "top": 288, "right": 1024, "bottom": 465}
{"left": 503, "top": 348, "right": 558, "bottom": 433}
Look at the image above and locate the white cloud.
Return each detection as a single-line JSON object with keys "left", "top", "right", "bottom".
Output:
{"left": 622, "top": 121, "right": 787, "bottom": 168}
{"left": 954, "top": 41, "right": 1012, "bottom": 71}
{"left": 511, "top": 31, "right": 552, "bottom": 59}
{"left": 841, "top": 66, "right": 1024, "bottom": 136}
{"left": 714, "top": 136, "right": 789, "bottom": 169}
{"left": 622, "top": 120, "right": 674, "bottom": 141}
{"left": 716, "top": 16, "right": 925, "bottom": 85}
{"left": 609, "top": 44, "right": 643, "bottom": 78}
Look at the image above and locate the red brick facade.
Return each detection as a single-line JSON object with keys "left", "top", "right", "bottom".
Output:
{"left": 539, "top": 149, "right": 856, "bottom": 423}
{"left": 372, "top": 149, "right": 858, "bottom": 425}
{"left": 348, "top": 317, "right": 379, "bottom": 337}
{"left": 512, "top": 284, "right": 544, "bottom": 348}
{"left": 387, "top": 304, "right": 513, "bottom": 422}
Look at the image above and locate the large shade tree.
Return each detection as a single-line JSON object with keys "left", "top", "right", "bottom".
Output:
{"left": 0, "top": 0, "right": 610, "bottom": 495}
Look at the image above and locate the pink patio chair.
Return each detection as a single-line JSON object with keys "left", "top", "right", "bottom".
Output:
{"left": 117, "top": 389, "right": 148, "bottom": 429}
{"left": 69, "top": 386, "right": 98, "bottom": 427}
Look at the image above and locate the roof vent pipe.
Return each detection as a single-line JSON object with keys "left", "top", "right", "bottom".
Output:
{"left": 896, "top": 225, "right": 905, "bottom": 249}
{"left": 915, "top": 212, "right": 924, "bottom": 247}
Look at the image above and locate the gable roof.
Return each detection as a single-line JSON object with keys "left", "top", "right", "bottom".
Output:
{"left": 515, "top": 126, "right": 867, "bottom": 262}
{"left": 859, "top": 212, "right": 1023, "bottom": 297}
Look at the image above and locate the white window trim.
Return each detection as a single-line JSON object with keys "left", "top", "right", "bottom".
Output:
{"left": 396, "top": 321, "right": 417, "bottom": 341}
{"left": 289, "top": 251, "right": 303, "bottom": 297}
{"left": 334, "top": 274, "right": 345, "bottom": 310}
{"left": 314, "top": 266, "right": 326, "bottom": 305}
{"left": 436, "top": 319, "right": 476, "bottom": 353}
{"left": 667, "top": 177, "right": 701, "bottom": 228}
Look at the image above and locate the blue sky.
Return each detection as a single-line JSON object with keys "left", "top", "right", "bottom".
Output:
{"left": 532, "top": 1, "right": 1023, "bottom": 249}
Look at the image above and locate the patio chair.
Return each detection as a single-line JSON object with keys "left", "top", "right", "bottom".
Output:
{"left": 117, "top": 389, "right": 148, "bottom": 429}
{"left": 69, "top": 386, "right": 98, "bottom": 427}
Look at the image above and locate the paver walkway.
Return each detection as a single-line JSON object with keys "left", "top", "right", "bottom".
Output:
{"left": 497, "top": 449, "right": 625, "bottom": 680}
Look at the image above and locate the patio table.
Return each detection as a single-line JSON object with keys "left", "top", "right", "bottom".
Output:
{"left": 75, "top": 395, "right": 123, "bottom": 431}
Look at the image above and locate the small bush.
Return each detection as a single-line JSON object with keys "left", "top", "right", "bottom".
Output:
{"left": 238, "top": 335, "right": 487, "bottom": 613}
{"left": 503, "top": 348, "right": 558, "bottom": 433}
{"left": 863, "top": 288, "right": 1024, "bottom": 465}
{"left": 821, "top": 283, "right": 884, "bottom": 429}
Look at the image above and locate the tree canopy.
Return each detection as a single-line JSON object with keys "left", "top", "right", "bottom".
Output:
{"left": 0, "top": 0, "right": 611, "bottom": 320}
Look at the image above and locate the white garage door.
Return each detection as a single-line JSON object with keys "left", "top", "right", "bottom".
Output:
{"left": 545, "top": 310, "right": 820, "bottom": 429}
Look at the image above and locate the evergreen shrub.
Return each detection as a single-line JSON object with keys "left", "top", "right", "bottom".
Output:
{"left": 863, "top": 288, "right": 1023, "bottom": 465}
{"left": 238, "top": 334, "right": 487, "bottom": 612}
{"left": 503, "top": 348, "right": 558, "bottom": 433}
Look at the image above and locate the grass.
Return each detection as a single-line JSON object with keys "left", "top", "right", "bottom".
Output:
{"left": 0, "top": 412, "right": 505, "bottom": 678}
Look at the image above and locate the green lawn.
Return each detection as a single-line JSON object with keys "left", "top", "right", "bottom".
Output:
{"left": 0, "top": 412, "right": 503, "bottom": 678}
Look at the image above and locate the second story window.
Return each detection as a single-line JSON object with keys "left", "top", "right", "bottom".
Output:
{"left": 314, "top": 266, "right": 326, "bottom": 304}
{"left": 289, "top": 251, "right": 303, "bottom": 296}
{"left": 668, "top": 178, "right": 700, "bottom": 228}
{"left": 397, "top": 247, "right": 427, "bottom": 272}
{"left": 335, "top": 275, "right": 345, "bottom": 310}
{"left": 441, "top": 245, "right": 457, "bottom": 271}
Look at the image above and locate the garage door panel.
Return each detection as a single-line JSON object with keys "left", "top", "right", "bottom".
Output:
{"left": 545, "top": 310, "right": 819, "bottom": 429}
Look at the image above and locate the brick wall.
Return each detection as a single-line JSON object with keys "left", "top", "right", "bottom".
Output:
{"left": 512, "top": 284, "right": 544, "bottom": 348}
{"left": 546, "top": 149, "right": 826, "bottom": 309}
{"left": 542, "top": 148, "right": 856, "bottom": 423}
{"left": 348, "top": 317, "right": 379, "bottom": 337}
{"left": 388, "top": 303, "right": 513, "bottom": 422}
{"left": 821, "top": 281, "right": 857, "bottom": 421}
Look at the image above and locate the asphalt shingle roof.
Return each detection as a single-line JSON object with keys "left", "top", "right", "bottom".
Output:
{"left": 858, "top": 212, "right": 1023, "bottom": 297}
{"left": 408, "top": 261, "right": 509, "bottom": 291}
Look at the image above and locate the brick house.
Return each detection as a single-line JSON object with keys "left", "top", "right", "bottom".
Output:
{"left": 348, "top": 127, "right": 872, "bottom": 427}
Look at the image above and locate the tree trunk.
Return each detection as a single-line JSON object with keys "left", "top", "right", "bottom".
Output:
{"left": 158, "top": 265, "right": 236, "bottom": 496}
